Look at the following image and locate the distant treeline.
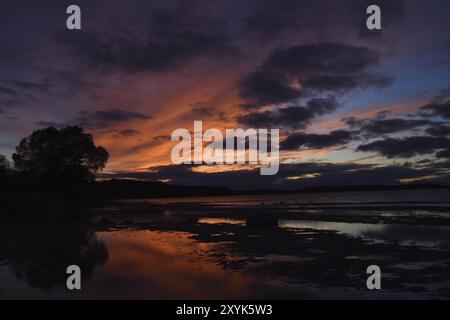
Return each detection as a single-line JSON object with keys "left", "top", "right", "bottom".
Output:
{"left": 93, "top": 180, "right": 450, "bottom": 199}
{"left": 295, "top": 183, "right": 450, "bottom": 194}
{"left": 95, "top": 179, "right": 230, "bottom": 198}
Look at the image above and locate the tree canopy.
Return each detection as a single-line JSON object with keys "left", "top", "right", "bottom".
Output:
{"left": 12, "top": 126, "right": 109, "bottom": 189}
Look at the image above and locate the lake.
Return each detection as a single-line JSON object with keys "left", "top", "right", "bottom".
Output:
{"left": 1, "top": 189, "right": 450, "bottom": 299}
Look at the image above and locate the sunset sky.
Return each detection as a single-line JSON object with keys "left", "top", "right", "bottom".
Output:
{"left": 1, "top": 0, "right": 450, "bottom": 189}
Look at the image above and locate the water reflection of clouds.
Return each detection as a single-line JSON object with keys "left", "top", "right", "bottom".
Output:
{"left": 2, "top": 199, "right": 450, "bottom": 299}
{"left": 279, "top": 220, "right": 450, "bottom": 249}
{"left": 90, "top": 230, "right": 284, "bottom": 299}
{"left": 198, "top": 218, "right": 246, "bottom": 226}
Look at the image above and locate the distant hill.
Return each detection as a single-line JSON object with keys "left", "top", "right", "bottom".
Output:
{"left": 296, "top": 183, "right": 450, "bottom": 193}
{"left": 94, "top": 179, "right": 450, "bottom": 198}
{"left": 95, "top": 179, "right": 230, "bottom": 198}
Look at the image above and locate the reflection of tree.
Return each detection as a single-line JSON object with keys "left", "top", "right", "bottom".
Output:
{"left": 0, "top": 222, "right": 108, "bottom": 290}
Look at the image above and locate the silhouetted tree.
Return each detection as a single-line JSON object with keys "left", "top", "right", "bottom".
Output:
{"left": 0, "top": 154, "right": 10, "bottom": 172}
{"left": 0, "top": 154, "right": 12, "bottom": 189}
{"left": 12, "top": 126, "right": 109, "bottom": 191}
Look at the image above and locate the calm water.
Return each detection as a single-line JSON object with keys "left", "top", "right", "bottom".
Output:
{"left": 1, "top": 189, "right": 450, "bottom": 299}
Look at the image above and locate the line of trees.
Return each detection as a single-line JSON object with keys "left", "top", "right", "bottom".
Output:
{"left": 0, "top": 126, "right": 109, "bottom": 193}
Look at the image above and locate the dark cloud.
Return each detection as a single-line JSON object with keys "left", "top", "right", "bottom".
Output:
{"left": 244, "top": 0, "right": 405, "bottom": 40}
{"left": 112, "top": 129, "right": 141, "bottom": 138}
{"left": 191, "top": 106, "right": 216, "bottom": 117}
{"left": 0, "top": 82, "right": 42, "bottom": 103}
{"left": 239, "top": 42, "right": 391, "bottom": 109}
{"left": 37, "top": 108, "right": 152, "bottom": 130}
{"left": 426, "top": 125, "right": 450, "bottom": 137}
{"left": 357, "top": 136, "right": 450, "bottom": 158}
{"left": 35, "top": 121, "right": 62, "bottom": 128}
{"left": 238, "top": 97, "right": 338, "bottom": 129}
{"left": 263, "top": 42, "right": 391, "bottom": 91}
{"left": 123, "top": 135, "right": 170, "bottom": 154}
{"left": 263, "top": 42, "right": 378, "bottom": 75}
{"left": 244, "top": 0, "right": 323, "bottom": 39}
{"left": 303, "top": 73, "right": 392, "bottom": 91}
{"left": 436, "top": 149, "right": 450, "bottom": 159}
{"left": 37, "top": 68, "right": 102, "bottom": 97}
{"left": 74, "top": 108, "right": 152, "bottom": 128}
{"left": 345, "top": 116, "right": 434, "bottom": 136}
{"left": 58, "top": 4, "right": 236, "bottom": 73}
{"left": 420, "top": 100, "right": 450, "bottom": 119}
{"left": 343, "top": 94, "right": 450, "bottom": 159}
{"left": 4, "top": 78, "right": 53, "bottom": 94}
{"left": 239, "top": 71, "right": 303, "bottom": 109}
{"left": 187, "top": 106, "right": 229, "bottom": 122}
{"left": 281, "top": 130, "right": 354, "bottom": 150}
{"left": 0, "top": 99, "right": 20, "bottom": 107}
{"left": 433, "top": 87, "right": 450, "bottom": 102}
{"left": 0, "top": 85, "right": 18, "bottom": 97}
